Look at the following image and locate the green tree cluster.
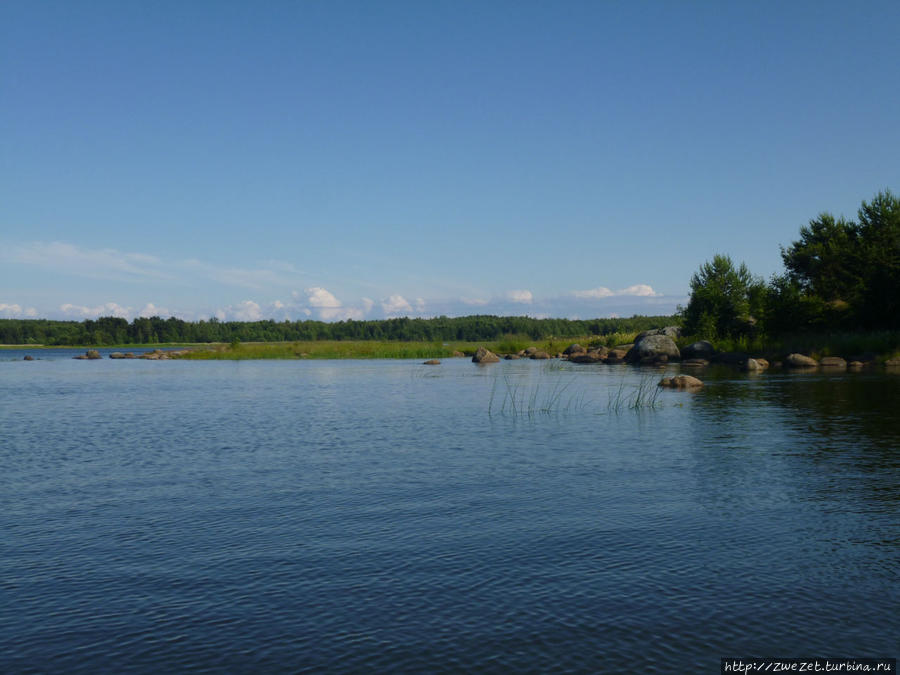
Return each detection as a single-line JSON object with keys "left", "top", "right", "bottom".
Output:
{"left": 0, "top": 314, "right": 677, "bottom": 346}
{"left": 681, "top": 254, "right": 765, "bottom": 339}
{"left": 683, "top": 189, "right": 900, "bottom": 338}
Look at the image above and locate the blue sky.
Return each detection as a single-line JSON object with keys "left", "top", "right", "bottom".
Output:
{"left": 2, "top": 0, "right": 898, "bottom": 322}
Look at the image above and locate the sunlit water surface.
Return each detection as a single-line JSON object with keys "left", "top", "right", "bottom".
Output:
{"left": 2, "top": 352, "right": 898, "bottom": 672}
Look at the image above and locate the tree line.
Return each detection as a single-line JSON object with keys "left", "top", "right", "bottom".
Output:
{"left": 682, "top": 189, "right": 900, "bottom": 339}
{"left": 0, "top": 314, "right": 676, "bottom": 346}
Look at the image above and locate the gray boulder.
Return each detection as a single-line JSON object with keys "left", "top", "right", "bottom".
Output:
{"left": 569, "top": 350, "right": 604, "bottom": 364}
{"left": 681, "top": 340, "right": 715, "bottom": 360}
{"left": 563, "top": 343, "right": 586, "bottom": 356}
{"left": 819, "top": 356, "right": 847, "bottom": 369}
{"left": 625, "top": 334, "right": 680, "bottom": 363}
{"left": 659, "top": 375, "right": 703, "bottom": 389}
{"left": 530, "top": 351, "right": 551, "bottom": 360}
{"left": 741, "top": 358, "right": 764, "bottom": 371}
{"left": 785, "top": 353, "right": 818, "bottom": 368}
{"left": 635, "top": 326, "right": 681, "bottom": 342}
{"left": 472, "top": 347, "right": 500, "bottom": 363}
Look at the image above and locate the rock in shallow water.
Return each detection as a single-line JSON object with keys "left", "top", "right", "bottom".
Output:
{"left": 659, "top": 375, "right": 704, "bottom": 389}
{"left": 472, "top": 347, "right": 500, "bottom": 363}
{"left": 625, "top": 334, "right": 680, "bottom": 363}
{"left": 819, "top": 356, "right": 847, "bottom": 369}
{"left": 786, "top": 353, "right": 818, "bottom": 368}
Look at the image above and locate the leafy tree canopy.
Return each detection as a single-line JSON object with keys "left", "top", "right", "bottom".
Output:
{"left": 682, "top": 254, "right": 765, "bottom": 339}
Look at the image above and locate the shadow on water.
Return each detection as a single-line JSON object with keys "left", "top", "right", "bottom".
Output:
{"left": 687, "top": 367, "right": 900, "bottom": 515}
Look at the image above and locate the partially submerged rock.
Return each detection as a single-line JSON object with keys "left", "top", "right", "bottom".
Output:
{"left": 472, "top": 347, "right": 500, "bottom": 363}
{"left": 569, "top": 350, "right": 605, "bottom": 364}
{"left": 785, "top": 353, "right": 818, "bottom": 368}
{"left": 530, "top": 351, "right": 551, "bottom": 360}
{"left": 504, "top": 354, "right": 521, "bottom": 360}
{"left": 681, "top": 358, "right": 709, "bottom": 368}
{"left": 423, "top": 359, "right": 441, "bottom": 365}
{"left": 23, "top": 355, "right": 34, "bottom": 361}
{"left": 681, "top": 340, "right": 715, "bottom": 360}
{"left": 659, "top": 375, "right": 704, "bottom": 389}
{"left": 819, "top": 356, "right": 847, "bottom": 369}
{"left": 563, "top": 343, "right": 586, "bottom": 356}
{"left": 741, "top": 358, "right": 766, "bottom": 372}
{"left": 74, "top": 350, "right": 102, "bottom": 360}
{"left": 625, "top": 334, "right": 680, "bottom": 363}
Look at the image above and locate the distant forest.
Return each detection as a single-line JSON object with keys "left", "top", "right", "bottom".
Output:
{"left": 0, "top": 314, "right": 677, "bottom": 346}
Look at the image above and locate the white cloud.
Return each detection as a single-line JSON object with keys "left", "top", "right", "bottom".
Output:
{"left": 573, "top": 284, "right": 661, "bottom": 299}
{"left": 361, "top": 297, "right": 375, "bottom": 314}
{"left": 573, "top": 287, "right": 615, "bottom": 299}
{"left": 226, "top": 300, "right": 263, "bottom": 321}
{"left": 507, "top": 289, "right": 533, "bottom": 304}
{"left": 306, "top": 287, "right": 342, "bottom": 308}
{"left": 382, "top": 294, "right": 413, "bottom": 315}
{"left": 415, "top": 297, "right": 426, "bottom": 312}
{"left": 273, "top": 300, "right": 285, "bottom": 309}
{"left": 0, "top": 303, "right": 38, "bottom": 318}
{"left": 60, "top": 302, "right": 132, "bottom": 319}
{"left": 321, "top": 307, "right": 365, "bottom": 321}
{"left": 618, "top": 284, "right": 660, "bottom": 297}
{"left": 139, "top": 302, "right": 170, "bottom": 318}
{"left": 298, "top": 286, "right": 364, "bottom": 320}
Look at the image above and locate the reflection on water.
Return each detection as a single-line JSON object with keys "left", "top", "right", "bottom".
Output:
{"left": 0, "top": 355, "right": 897, "bottom": 673}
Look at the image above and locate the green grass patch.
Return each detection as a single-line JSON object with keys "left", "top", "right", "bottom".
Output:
{"left": 179, "top": 337, "right": 611, "bottom": 360}
{"left": 678, "top": 330, "right": 900, "bottom": 361}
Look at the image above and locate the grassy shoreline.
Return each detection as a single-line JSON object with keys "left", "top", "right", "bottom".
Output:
{"left": 5, "top": 329, "right": 899, "bottom": 363}
{"left": 179, "top": 337, "right": 618, "bottom": 360}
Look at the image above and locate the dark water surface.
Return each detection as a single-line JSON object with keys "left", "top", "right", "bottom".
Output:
{"left": 2, "top": 354, "right": 898, "bottom": 672}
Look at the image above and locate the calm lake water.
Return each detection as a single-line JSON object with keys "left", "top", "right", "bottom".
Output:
{"left": 2, "top": 351, "right": 898, "bottom": 673}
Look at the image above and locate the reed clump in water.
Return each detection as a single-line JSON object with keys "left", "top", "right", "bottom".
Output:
{"left": 607, "top": 375, "right": 662, "bottom": 413}
{"left": 488, "top": 375, "right": 589, "bottom": 417}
